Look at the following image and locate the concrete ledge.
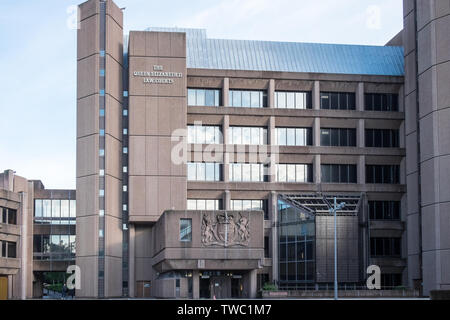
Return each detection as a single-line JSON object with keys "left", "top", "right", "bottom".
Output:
{"left": 430, "top": 290, "right": 450, "bottom": 300}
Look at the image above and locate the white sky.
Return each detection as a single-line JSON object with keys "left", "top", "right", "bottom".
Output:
{"left": 0, "top": 0, "right": 403, "bottom": 189}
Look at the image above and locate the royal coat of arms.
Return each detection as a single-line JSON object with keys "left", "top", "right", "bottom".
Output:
{"left": 201, "top": 212, "right": 250, "bottom": 247}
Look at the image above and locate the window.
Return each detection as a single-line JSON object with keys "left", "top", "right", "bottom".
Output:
{"left": 321, "top": 164, "right": 357, "bottom": 183}
{"left": 0, "top": 207, "right": 17, "bottom": 225}
{"left": 320, "top": 128, "right": 356, "bottom": 147}
{"left": 1, "top": 241, "right": 17, "bottom": 258}
{"left": 370, "top": 238, "right": 401, "bottom": 257}
{"left": 231, "top": 199, "right": 268, "bottom": 220}
{"left": 228, "top": 127, "right": 267, "bottom": 145}
{"left": 187, "top": 125, "right": 222, "bottom": 144}
{"left": 365, "top": 129, "right": 399, "bottom": 148}
{"left": 188, "top": 88, "right": 221, "bottom": 107}
{"left": 187, "top": 163, "right": 222, "bottom": 181}
{"left": 276, "top": 164, "right": 313, "bottom": 183}
{"left": 365, "top": 93, "right": 398, "bottom": 111}
{"left": 180, "top": 219, "right": 192, "bottom": 242}
{"left": 275, "top": 91, "right": 312, "bottom": 109}
{"left": 264, "top": 236, "right": 270, "bottom": 258}
{"left": 366, "top": 165, "right": 400, "bottom": 184}
{"left": 229, "top": 163, "right": 268, "bottom": 182}
{"left": 276, "top": 128, "right": 312, "bottom": 146}
{"left": 320, "top": 92, "right": 356, "bottom": 110}
{"left": 369, "top": 201, "right": 400, "bottom": 220}
{"left": 187, "top": 199, "right": 222, "bottom": 210}
{"left": 229, "top": 90, "right": 267, "bottom": 108}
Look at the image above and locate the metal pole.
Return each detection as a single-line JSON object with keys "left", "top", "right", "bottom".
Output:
{"left": 334, "top": 197, "right": 338, "bottom": 300}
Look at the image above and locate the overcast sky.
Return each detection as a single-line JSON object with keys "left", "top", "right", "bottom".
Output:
{"left": 0, "top": 0, "right": 403, "bottom": 189}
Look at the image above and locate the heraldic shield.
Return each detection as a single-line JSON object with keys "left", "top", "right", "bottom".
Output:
{"left": 201, "top": 211, "right": 250, "bottom": 247}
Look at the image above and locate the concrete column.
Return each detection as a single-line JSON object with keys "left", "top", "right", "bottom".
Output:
{"left": 313, "top": 81, "right": 320, "bottom": 110}
{"left": 313, "top": 118, "right": 321, "bottom": 147}
{"left": 268, "top": 117, "right": 277, "bottom": 182}
{"left": 128, "top": 224, "right": 135, "bottom": 298}
{"left": 268, "top": 79, "right": 275, "bottom": 108}
{"left": 357, "top": 119, "right": 365, "bottom": 148}
{"left": 249, "top": 269, "right": 258, "bottom": 298}
{"left": 8, "top": 275, "right": 13, "bottom": 299}
{"left": 192, "top": 270, "right": 200, "bottom": 299}
{"left": 270, "top": 191, "right": 278, "bottom": 284}
{"left": 223, "top": 115, "right": 230, "bottom": 183}
{"left": 20, "top": 191, "right": 28, "bottom": 300}
{"left": 356, "top": 82, "right": 364, "bottom": 111}
{"left": 224, "top": 190, "right": 231, "bottom": 210}
{"left": 358, "top": 155, "right": 365, "bottom": 185}
{"left": 223, "top": 78, "right": 229, "bottom": 107}
{"left": 314, "top": 155, "right": 321, "bottom": 184}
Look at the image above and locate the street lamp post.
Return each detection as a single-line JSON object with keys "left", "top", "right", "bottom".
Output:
{"left": 323, "top": 196, "right": 345, "bottom": 300}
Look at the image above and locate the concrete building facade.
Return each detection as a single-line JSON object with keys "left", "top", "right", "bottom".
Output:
{"left": 403, "top": 0, "right": 450, "bottom": 295}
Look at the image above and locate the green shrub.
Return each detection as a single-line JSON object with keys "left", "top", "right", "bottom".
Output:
{"left": 262, "top": 283, "right": 278, "bottom": 291}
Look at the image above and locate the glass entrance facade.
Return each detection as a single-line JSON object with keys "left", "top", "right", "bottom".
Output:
{"left": 278, "top": 198, "right": 315, "bottom": 290}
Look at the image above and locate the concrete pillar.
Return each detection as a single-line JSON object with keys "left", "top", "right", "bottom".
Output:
{"left": 313, "top": 118, "right": 321, "bottom": 147}
{"left": 224, "top": 190, "right": 231, "bottom": 210}
{"left": 8, "top": 275, "right": 13, "bottom": 299}
{"left": 20, "top": 191, "right": 28, "bottom": 300}
{"left": 357, "top": 119, "right": 365, "bottom": 148}
{"left": 313, "top": 81, "right": 320, "bottom": 110}
{"left": 356, "top": 82, "right": 364, "bottom": 111}
{"left": 314, "top": 155, "right": 321, "bottom": 184}
{"left": 358, "top": 155, "right": 365, "bottom": 185}
{"left": 223, "top": 115, "right": 230, "bottom": 183}
{"left": 223, "top": 78, "right": 229, "bottom": 107}
{"left": 192, "top": 270, "right": 200, "bottom": 299}
{"left": 128, "top": 224, "right": 135, "bottom": 298}
{"left": 270, "top": 191, "right": 278, "bottom": 284}
{"left": 268, "top": 117, "right": 277, "bottom": 182}
{"left": 268, "top": 79, "right": 275, "bottom": 108}
{"left": 249, "top": 269, "right": 258, "bottom": 298}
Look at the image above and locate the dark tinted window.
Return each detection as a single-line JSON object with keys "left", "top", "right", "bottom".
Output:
{"left": 365, "top": 93, "right": 399, "bottom": 111}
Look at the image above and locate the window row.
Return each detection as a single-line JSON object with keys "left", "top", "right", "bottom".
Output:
{"left": 34, "top": 199, "right": 76, "bottom": 220}
{"left": 320, "top": 128, "right": 356, "bottom": 147}
{"left": 0, "top": 207, "right": 17, "bottom": 225}
{"left": 230, "top": 199, "right": 268, "bottom": 220}
{"left": 279, "top": 240, "right": 314, "bottom": 262}
{"left": 321, "top": 164, "right": 357, "bottom": 183}
{"left": 276, "top": 164, "right": 313, "bottom": 183}
{"left": 368, "top": 201, "right": 401, "bottom": 220}
{"left": 366, "top": 165, "right": 400, "bottom": 184}
{"left": 370, "top": 237, "right": 401, "bottom": 257}
{"left": 33, "top": 234, "right": 76, "bottom": 255}
{"left": 365, "top": 129, "right": 399, "bottom": 148}
{"left": 1, "top": 241, "right": 16, "bottom": 258}
{"left": 187, "top": 163, "right": 222, "bottom": 181}
{"left": 276, "top": 128, "right": 312, "bottom": 146}
{"left": 228, "top": 127, "right": 267, "bottom": 145}
{"left": 275, "top": 91, "right": 312, "bottom": 109}
{"left": 321, "top": 92, "right": 356, "bottom": 110}
{"left": 279, "top": 261, "right": 315, "bottom": 282}
{"left": 187, "top": 88, "right": 399, "bottom": 113}
{"left": 187, "top": 125, "right": 222, "bottom": 144}
{"left": 187, "top": 199, "right": 222, "bottom": 210}
{"left": 229, "top": 163, "right": 268, "bottom": 182}
{"left": 229, "top": 90, "right": 267, "bottom": 108}
{"left": 365, "top": 93, "right": 399, "bottom": 112}
{"left": 188, "top": 88, "right": 221, "bottom": 107}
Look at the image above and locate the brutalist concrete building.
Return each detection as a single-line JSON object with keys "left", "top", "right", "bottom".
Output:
{"left": 3, "top": 0, "right": 446, "bottom": 300}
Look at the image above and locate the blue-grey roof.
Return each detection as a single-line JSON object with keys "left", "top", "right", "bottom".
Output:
{"left": 145, "top": 27, "right": 404, "bottom": 77}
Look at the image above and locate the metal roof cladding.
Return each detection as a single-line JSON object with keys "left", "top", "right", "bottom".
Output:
{"left": 144, "top": 27, "right": 404, "bottom": 77}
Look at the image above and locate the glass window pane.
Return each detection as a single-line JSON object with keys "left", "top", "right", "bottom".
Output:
{"left": 242, "top": 200, "right": 252, "bottom": 210}
{"left": 242, "top": 91, "right": 251, "bottom": 107}
{"left": 242, "top": 164, "right": 250, "bottom": 181}
{"left": 70, "top": 200, "right": 76, "bottom": 218}
{"left": 286, "top": 128, "right": 296, "bottom": 146}
{"left": 43, "top": 200, "right": 51, "bottom": 217}
{"left": 296, "top": 165, "right": 306, "bottom": 183}
{"left": 35, "top": 200, "right": 43, "bottom": 217}
{"left": 205, "top": 127, "right": 215, "bottom": 144}
{"left": 286, "top": 92, "right": 295, "bottom": 108}
{"left": 251, "top": 91, "right": 260, "bottom": 107}
{"left": 188, "top": 126, "right": 195, "bottom": 144}
{"left": 180, "top": 219, "right": 192, "bottom": 242}
{"left": 197, "top": 200, "right": 206, "bottom": 210}
{"left": 233, "top": 163, "right": 241, "bottom": 181}
{"left": 188, "top": 89, "right": 196, "bottom": 106}
{"left": 278, "top": 164, "right": 287, "bottom": 182}
{"left": 197, "top": 163, "right": 206, "bottom": 181}
{"left": 242, "top": 127, "right": 251, "bottom": 145}
{"left": 187, "top": 200, "right": 196, "bottom": 210}
{"left": 205, "top": 200, "right": 215, "bottom": 210}
{"left": 287, "top": 165, "right": 296, "bottom": 182}
{"left": 52, "top": 200, "right": 60, "bottom": 218}
{"left": 251, "top": 128, "right": 260, "bottom": 145}
{"left": 205, "top": 163, "right": 215, "bottom": 181}
{"left": 205, "top": 90, "right": 215, "bottom": 106}
{"left": 251, "top": 164, "right": 260, "bottom": 182}
{"left": 278, "top": 128, "right": 287, "bottom": 146}
{"left": 233, "top": 127, "right": 242, "bottom": 144}
{"left": 296, "top": 129, "right": 305, "bottom": 146}
{"left": 277, "top": 92, "right": 286, "bottom": 108}
{"left": 296, "top": 92, "right": 305, "bottom": 109}
{"left": 197, "top": 89, "right": 205, "bottom": 106}
{"left": 321, "top": 129, "right": 330, "bottom": 146}
{"left": 232, "top": 91, "right": 241, "bottom": 107}
{"left": 187, "top": 163, "right": 196, "bottom": 181}
{"left": 61, "top": 200, "right": 69, "bottom": 218}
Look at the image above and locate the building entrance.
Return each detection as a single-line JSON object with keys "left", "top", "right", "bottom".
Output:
{"left": 199, "top": 272, "right": 244, "bottom": 299}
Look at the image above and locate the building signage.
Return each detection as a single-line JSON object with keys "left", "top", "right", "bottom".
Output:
{"left": 133, "top": 65, "right": 182, "bottom": 84}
